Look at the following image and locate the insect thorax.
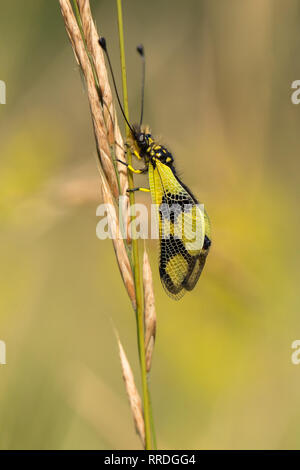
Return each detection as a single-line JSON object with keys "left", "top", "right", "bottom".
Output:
{"left": 145, "top": 142, "right": 174, "bottom": 167}
{"left": 133, "top": 126, "right": 174, "bottom": 167}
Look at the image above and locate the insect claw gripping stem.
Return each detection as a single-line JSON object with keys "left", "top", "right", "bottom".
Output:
{"left": 123, "top": 144, "right": 142, "bottom": 160}
{"left": 116, "top": 159, "right": 147, "bottom": 174}
{"left": 133, "top": 149, "right": 142, "bottom": 160}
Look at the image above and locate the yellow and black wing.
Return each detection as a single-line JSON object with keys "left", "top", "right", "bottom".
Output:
{"left": 148, "top": 159, "right": 211, "bottom": 300}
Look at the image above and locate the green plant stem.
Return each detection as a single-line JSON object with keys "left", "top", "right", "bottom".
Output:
{"left": 116, "top": 0, "right": 153, "bottom": 450}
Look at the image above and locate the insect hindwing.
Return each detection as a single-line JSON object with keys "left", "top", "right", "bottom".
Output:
{"left": 148, "top": 159, "right": 210, "bottom": 300}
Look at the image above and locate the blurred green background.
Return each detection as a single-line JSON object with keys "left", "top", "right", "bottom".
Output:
{"left": 1, "top": 0, "right": 300, "bottom": 450}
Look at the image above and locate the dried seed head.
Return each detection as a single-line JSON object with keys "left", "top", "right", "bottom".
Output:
{"left": 117, "top": 335, "right": 145, "bottom": 446}
{"left": 143, "top": 248, "right": 156, "bottom": 372}
{"left": 98, "top": 169, "right": 136, "bottom": 308}
{"left": 78, "top": 0, "right": 114, "bottom": 144}
{"left": 145, "top": 336, "right": 155, "bottom": 374}
{"left": 59, "top": 0, "right": 119, "bottom": 198}
{"left": 77, "top": 0, "right": 128, "bottom": 193}
{"left": 114, "top": 118, "right": 129, "bottom": 197}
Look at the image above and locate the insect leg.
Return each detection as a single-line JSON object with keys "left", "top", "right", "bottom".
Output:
{"left": 114, "top": 141, "right": 140, "bottom": 158}
{"left": 127, "top": 187, "right": 150, "bottom": 193}
{"left": 124, "top": 144, "right": 142, "bottom": 160}
{"left": 116, "top": 159, "right": 147, "bottom": 174}
{"left": 133, "top": 149, "right": 142, "bottom": 160}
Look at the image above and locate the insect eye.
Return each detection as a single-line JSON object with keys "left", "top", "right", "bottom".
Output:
{"left": 139, "top": 134, "right": 144, "bottom": 142}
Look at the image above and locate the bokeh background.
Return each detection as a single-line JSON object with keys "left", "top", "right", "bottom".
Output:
{"left": 1, "top": 0, "right": 300, "bottom": 450}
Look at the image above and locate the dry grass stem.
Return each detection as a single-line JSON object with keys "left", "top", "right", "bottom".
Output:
{"left": 143, "top": 248, "right": 156, "bottom": 373}
{"left": 98, "top": 169, "right": 136, "bottom": 308}
{"left": 59, "top": 0, "right": 134, "bottom": 294}
{"left": 117, "top": 336, "right": 145, "bottom": 446}
{"left": 59, "top": 0, "right": 119, "bottom": 198}
{"left": 77, "top": 0, "right": 129, "bottom": 197}
{"left": 76, "top": 0, "right": 130, "bottom": 239}
{"left": 59, "top": 0, "right": 156, "bottom": 448}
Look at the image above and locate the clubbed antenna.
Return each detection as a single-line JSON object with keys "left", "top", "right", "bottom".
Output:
{"left": 99, "top": 37, "right": 134, "bottom": 134}
{"left": 136, "top": 44, "right": 145, "bottom": 127}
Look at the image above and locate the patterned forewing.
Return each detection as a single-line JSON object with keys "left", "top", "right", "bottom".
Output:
{"left": 148, "top": 160, "right": 206, "bottom": 300}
